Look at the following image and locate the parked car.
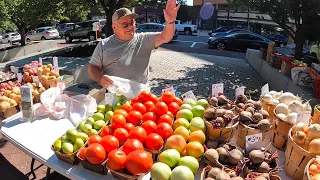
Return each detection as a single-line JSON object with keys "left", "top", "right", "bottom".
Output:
{"left": 210, "top": 29, "right": 250, "bottom": 37}
{"left": 208, "top": 32, "right": 272, "bottom": 51}
{"left": 136, "top": 23, "right": 178, "bottom": 40}
{"left": 56, "top": 23, "right": 74, "bottom": 38}
{"left": 266, "top": 34, "right": 288, "bottom": 47}
{"left": 174, "top": 20, "right": 197, "bottom": 35}
{"left": 310, "top": 44, "right": 320, "bottom": 61}
{"left": 25, "top": 27, "right": 59, "bottom": 42}
{"left": 208, "top": 26, "right": 243, "bottom": 36}
{"left": 0, "top": 32, "right": 21, "bottom": 44}
{"left": 276, "top": 44, "right": 311, "bottom": 57}
{"left": 64, "top": 19, "right": 106, "bottom": 43}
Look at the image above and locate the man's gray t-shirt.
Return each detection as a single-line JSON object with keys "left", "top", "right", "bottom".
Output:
{"left": 89, "top": 32, "right": 160, "bottom": 84}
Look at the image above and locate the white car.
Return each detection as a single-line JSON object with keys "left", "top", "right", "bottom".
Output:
{"left": 174, "top": 20, "right": 197, "bottom": 35}
{"left": 25, "top": 27, "right": 59, "bottom": 42}
{"left": 0, "top": 32, "right": 21, "bottom": 44}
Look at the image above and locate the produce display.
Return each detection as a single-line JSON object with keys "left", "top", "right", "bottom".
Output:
{"left": 203, "top": 165, "right": 243, "bottom": 180}
{"left": 23, "top": 61, "right": 42, "bottom": 83}
{"left": 291, "top": 122, "right": 320, "bottom": 154}
{"left": 292, "top": 60, "right": 307, "bottom": 67}
{"left": 53, "top": 129, "right": 87, "bottom": 155}
{"left": 308, "top": 156, "right": 320, "bottom": 180}
{"left": 0, "top": 71, "right": 16, "bottom": 83}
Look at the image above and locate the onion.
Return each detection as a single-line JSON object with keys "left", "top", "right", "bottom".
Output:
{"left": 303, "top": 101, "right": 312, "bottom": 111}
{"left": 271, "top": 99, "right": 280, "bottom": 105}
{"left": 273, "top": 91, "right": 283, "bottom": 99}
{"left": 279, "top": 92, "right": 297, "bottom": 105}
{"left": 276, "top": 113, "right": 287, "bottom": 121}
{"left": 268, "top": 90, "right": 277, "bottom": 97}
{"left": 285, "top": 112, "right": 298, "bottom": 125}
{"left": 309, "top": 124, "right": 320, "bottom": 140}
{"left": 294, "top": 122, "right": 309, "bottom": 134}
{"left": 288, "top": 100, "right": 303, "bottom": 114}
{"left": 308, "top": 138, "right": 320, "bottom": 155}
{"left": 262, "top": 93, "right": 272, "bottom": 103}
{"left": 275, "top": 103, "right": 290, "bottom": 115}
{"left": 292, "top": 131, "right": 307, "bottom": 145}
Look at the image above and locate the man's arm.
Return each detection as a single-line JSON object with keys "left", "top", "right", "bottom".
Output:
{"left": 155, "top": 0, "right": 180, "bottom": 48}
{"left": 88, "top": 64, "right": 103, "bottom": 83}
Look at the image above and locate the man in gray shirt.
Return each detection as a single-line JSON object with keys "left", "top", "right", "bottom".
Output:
{"left": 88, "top": 0, "right": 180, "bottom": 88}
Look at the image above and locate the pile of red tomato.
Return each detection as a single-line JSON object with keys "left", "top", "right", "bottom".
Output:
{"left": 78, "top": 90, "right": 183, "bottom": 176}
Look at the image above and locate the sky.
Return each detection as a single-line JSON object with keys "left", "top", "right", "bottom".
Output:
{"left": 186, "top": 0, "right": 193, "bottom": 6}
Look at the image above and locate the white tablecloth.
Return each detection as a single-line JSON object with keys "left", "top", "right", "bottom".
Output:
{"left": 0, "top": 113, "right": 292, "bottom": 180}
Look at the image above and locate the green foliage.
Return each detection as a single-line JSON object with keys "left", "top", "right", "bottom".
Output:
{"left": 177, "top": 5, "right": 191, "bottom": 22}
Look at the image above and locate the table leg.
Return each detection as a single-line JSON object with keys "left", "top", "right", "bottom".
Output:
{"left": 30, "top": 158, "right": 36, "bottom": 179}
{"left": 46, "top": 167, "right": 51, "bottom": 180}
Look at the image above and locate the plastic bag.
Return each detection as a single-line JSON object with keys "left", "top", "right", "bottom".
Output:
{"left": 107, "top": 76, "right": 149, "bottom": 99}
{"left": 291, "top": 67, "right": 314, "bottom": 87}
{"left": 35, "top": 82, "right": 97, "bottom": 126}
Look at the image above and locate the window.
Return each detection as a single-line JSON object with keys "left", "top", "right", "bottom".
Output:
{"left": 74, "top": 23, "right": 82, "bottom": 29}
{"left": 234, "top": 34, "right": 249, "bottom": 39}
{"left": 99, "top": 20, "right": 106, "bottom": 26}
{"left": 82, "top": 22, "right": 90, "bottom": 28}
{"left": 4, "top": 35, "right": 9, "bottom": 38}
{"left": 175, "top": 21, "right": 178, "bottom": 24}
{"left": 248, "top": 34, "right": 263, "bottom": 41}
{"left": 12, "top": 33, "right": 19, "bottom": 36}
{"left": 36, "top": 29, "right": 44, "bottom": 33}
{"left": 67, "top": 24, "right": 74, "bottom": 28}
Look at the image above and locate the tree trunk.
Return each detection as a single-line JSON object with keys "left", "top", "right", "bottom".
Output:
{"left": 105, "top": 10, "right": 114, "bottom": 37}
{"left": 18, "top": 27, "right": 26, "bottom": 46}
{"left": 294, "top": 26, "right": 305, "bottom": 60}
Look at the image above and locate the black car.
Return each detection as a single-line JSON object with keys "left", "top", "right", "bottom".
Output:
{"left": 266, "top": 34, "right": 288, "bottom": 47}
{"left": 136, "top": 23, "right": 178, "bottom": 41}
{"left": 208, "top": 32, "right": 272, "bottom": 51}
{"left": 208, "top": 26, "right": 243, "bottom": 36}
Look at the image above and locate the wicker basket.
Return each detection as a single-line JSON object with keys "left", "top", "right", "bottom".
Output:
{"left": 270, "top": 109, "right": 294, "bottom": 151}
{"left": 313, "top": 106, "right": 320, "bottom": 124}
{"left": 284, "top": 128, "right": 317, "bottom": 180}
{"left": 144, "top": 145, "right": 163, "bottom": 161}
{"left": 200, "top": 165, "right": 240, "bottom": 180}
{"left": 260, "top": 98, "right": 276, "bottom": 121}
{"left": 237, "top": 122, "right": 270, "bottom": 149}
{"left": 205, "top": 120, "right": 239, "bottom": 142}
{"left": 302, "top": 158, "right": 315, "bottom": 180}
{"left": 39, "top": 76, "right": 59, "bottom": 89}
{"left": 0, "top": 105, "right": 18, "bottom": 118}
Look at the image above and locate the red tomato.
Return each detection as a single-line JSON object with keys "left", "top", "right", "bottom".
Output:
{"left": 123, "top": 123, "right": 135, "bottom": 133}
{"left": 129, "top": 127, "right": 147, "bottom": 143}
{"left": 113, "top": 128, "right": 129, "bottom": 143}
{"left": 156, "top": 122, "right": 173, "bottom": 140}
{"left": 154, "top": 102, "right": 168, "bottom": 116}
{"left": 107, "top": 150, "right": 127, "bottom": 171}
{"left": 172, "top": 97, "right": 183, "bottom": 106}
{"left": 166, "top": 111, "right": 174, "bottom": 119}
{"left": 78, "top": 147, "right": 87, "bottom": 160}
{"left": 130, "top": 96, "right": 142, "bottom": 106}
{"left": 145, "top": 133, "right": 163, "bottom": 150}
{"left": 122, "top": 139, "right": 144, "bottom": 155}
{"left": 85, "top": 143, "right": 106, "bottom": 164}
{"left": 100, "top": 126, "right": 113, "bottom": 137}
{"left": 149, "top": 94, "right": 159, "bottom": 104}
{"left": 132, "top": 103, "right": 146, "bottom": 115}
{"left": 162, "top": 91, "right": 175, "bottom": 105}
{"left": 168, "top": 102, "right": 180, "bottom": 115}
{"left": 125, "top": 150, "right": 153, "bottom": 175}
{"left": 121, "top": 103, "right": 132, "bottom": 113}
{"left": 127, "top": 111, "right": 142, "bottom": 125}
{"left": 88, "top": 135, "right": 102, "bottom": 145}
{"left": 141, "top": 120, "right": 157, "bottom": 135}
{"left": 100, "top": 135, "right": 119, "bottom": 153}
{"left": 139, "top": 90, "right": 152, "bottom": 102}
{"left": 142, "top": 112, "right": 157, "bottom": 123}
{"left": 158, "top": 114, "right": 173, "bottom": 125}
{"left": 111, "top": 114, "right": 126, "bottom": 129}
{"left": 114, "top": 109, "right": 128, "bottom": 118}
{"left": 144, "top": 101, "right": 155, "bottom": 112}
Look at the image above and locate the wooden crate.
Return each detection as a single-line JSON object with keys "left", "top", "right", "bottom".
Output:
{"left": 204, "top": 120, "right": 238, "bottom": 142}
{"left": 237, "top": 122, "right": 269, "bottom": 149}
{"left": 284, "top": 128, "right": 316, "bottom": 180}
{"left": 313, "top": 106, "right": 320, "bottom": 124}
{"left": 270, "top": 109, "right": 294, "bottom": 151}
{"left": 269, "top": 53, "right": 283, "bottom": 70}
{"left": 281, "top": 61, "right": 293, "bottom": 75}
{"left": 260, "top": 99, "right": 276, "bottom": 121}
{"left": 266, "top": 42, "right": 276, "bottom": 63}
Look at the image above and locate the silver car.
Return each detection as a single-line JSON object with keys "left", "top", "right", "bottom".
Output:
{"left": 0, "top": 32, "right": 21, "bottom": 44}
{"left": 25, "top": 27, "right": 59, "bottom": 42}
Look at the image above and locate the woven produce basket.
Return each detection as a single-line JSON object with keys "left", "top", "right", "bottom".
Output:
{"left": 313, "top": 105, "right": 320, "bottom": 124}
{"left": 144, "top": 145, "right": 163, "bottom": 161}
{"left": 284, "top": 128, "right": 317, "bottom": 180}
{"left": 205, "top": 119, "right": 239, "bottom": 142}
{"left": 237, "top": 122, "right": 270, "bottom": 149}
{"left": 260, "top": 98, "right": 276, "bottom": 121}
{"left": 200, "top": 165, "right": 241, "bottom": 180}
{"left": 0, "top": 105, "right": 18, "bottom": 118}
{"left": 302, "top": 158, "right": 315, "bottom": 180}
{"left": 270, "top": 109, "right": 294, "bottom": 151}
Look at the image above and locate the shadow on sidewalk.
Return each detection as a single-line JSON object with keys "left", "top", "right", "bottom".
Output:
{"left": 40, "top": 172, "right": 70, "bottom": 180}
{"left": 0, "top": 153, "right": 28, "bottom": 180}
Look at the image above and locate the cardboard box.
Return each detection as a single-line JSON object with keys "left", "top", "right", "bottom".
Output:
{"left": 281, "top": 61, "right": 292, "bottom": 75}
{"left": 64, "top": 82, "right": 105, "bottom": 104}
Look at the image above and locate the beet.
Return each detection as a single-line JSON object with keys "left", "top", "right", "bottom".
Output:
{"left": 236, "top": 103, "right": 245, "bottom": 109}
{"left": 244, "top": 103, "right": 255, "bottom": 110}
{"left": 254, "top": 101, "right": 262, "bottom": 110}
{"left": 214, "top": 109, "right": 226, "bottom": 118}
{"left": 215, "top": 117, "right": 225, "bottom": 128}
{"left": 247, "top": 99, "right": 256, "bottom": 104}
{"left": 240, "top": 111, "right": 252, "bottom": 121}
{"left": 204, "top": 107, "right": 216, "bottom": 119}
{"left": 208, "top": 96, "right": 218, "bottom": 106}
{"left": 218, "top": 95, "right": 229, "bottom": 106}
{"left": 207, "top": 140, "right": 218, "bottom": 149}
{"left": 259, "top": 110, "right": 269, "bottom": 119}
{"left": 257, "top": 161, "right": 270, "bottom": 173}
{"left": 246, "top": 107, "right": 255, "bottom": 115}
{"left": 216, "top": 147, "right": 229, "bottom": 163}
{"left": 253, "top": 113, "right": 263, "bottom": 122}
{"left": 236, "top": 94, "right": 248, "bottom": 104}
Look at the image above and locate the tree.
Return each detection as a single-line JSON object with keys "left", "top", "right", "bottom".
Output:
{"left": 177, "top": 5, "right": 191, "bottom": 22}
{"left": 228, "top": 0, "right": 320, "bottom": 60}
{"left": 0, "top": 0, "right": 60, "bottom": 46}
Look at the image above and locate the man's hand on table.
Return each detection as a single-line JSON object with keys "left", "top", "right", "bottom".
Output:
{"left": 100, "top": 75, "right": 113, "bottom": 88}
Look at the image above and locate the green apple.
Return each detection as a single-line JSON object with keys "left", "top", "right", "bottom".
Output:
{"left": 97, "top": 105, "right": 106, "bottom": 112}
{"left": 180, "top": 104, "right": 192, "bottom": 110}
{"left": 191, "top": 105, "right": 205, "bottom": 118}
{"left": 92, "top": 112, "right": 104, "bottom": 121}
{"left": 90, "top": 129, "right": 98, "bottom": 135}
{"left": 113, "top": 103, "right": 122, "bottom": 111}
{"left": 183, "top": 99, "right": 196, "bottom": 107}
{"left": 158, "top": 149, "right": 180, "bottom": 168}
{"left": 85, "top": 117, "right": 95, "bottom": 125}
{"left": 121, "top": 100, "right": 129, "bottom": 105}
{"left": 73, "top": 138, "right": 84, "bottom": 152}
{"left": 77, "top": 132, "right": 89, "bottom": 142}
{"left": 61, "top": 135, "right": 67, "bottom": 142}
{"left": 77, "top": 121, "right": 85, "bottom": 132}
{"left": 53, "top": 140, "right": 62, "bottom": 151}
{"left": 116, "top": 94, "right": 127, "bottom": 102}
{"left": 190, "top": 117, "right": 206, "bottom": 133}
{"left": 196, "top": 99, "right": 208, "bottom": 108}
{"left": 62, "top": 141, "right": 74, "bottom": 154}
{"left": 94, "top": 120, "right": 106, "bottom": 130}
{"left": 105, "top": 111, "right": 113, "bottom": 121}
{"left": 150, "top": 162, "right": 172, "bottom": 180}
{"left": 178, "top": 156, "right": 199, "bottom": 174}
{"left": 171, "top": 166, "right": 194, "bottom": 180}
{"left": 105, "top": 104, "right": 113, "bottom": 112}
{"left": 176, "top": 109, "right": 193, "bottom": 122}
{"left": 66, "top": 129, "right": 78, "bottom": 142}
{"left": 173, "top": 118, "right": 190, "bottom": 130}
{"left": 83, "top": 124, "right": 93, "bottom": 133}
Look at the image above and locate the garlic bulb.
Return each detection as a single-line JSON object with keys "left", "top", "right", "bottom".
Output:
{"left": 303, "top": 101, "right": 312, "bottom": 111}
{"left": 279, "top": 92, "right": 297, "bottom": 105}
{"left": 269, "top": 90, "right": 277, "bottom": 97}
{"left": 276, "top": 103, "right": 290, "bottom": 115}
{"left": 262, "top": 93, "right": 272, "bottom": 103}
{"left": 286, "top": 112, "right": 298, "bottom": 125}
{"left": 276, "top": 113, "right": 287, "bottom": 121}
{"left": 288, "top": 100, "right": 303, "bottom": 114}
{"left": 271, "top": 99, "right": 280, "bottom": 105}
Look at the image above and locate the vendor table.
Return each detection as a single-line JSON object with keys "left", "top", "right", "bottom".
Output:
{"left": 1, "top": 112, "right": 292, "bottom": 180}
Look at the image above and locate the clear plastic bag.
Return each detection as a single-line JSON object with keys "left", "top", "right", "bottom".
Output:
{"left": 107, "top": 76, "right": 150, "bottom": 99}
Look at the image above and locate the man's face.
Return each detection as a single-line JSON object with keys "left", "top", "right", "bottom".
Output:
{"left": 113, "top": 16, "right": 136, "bottom": 40}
